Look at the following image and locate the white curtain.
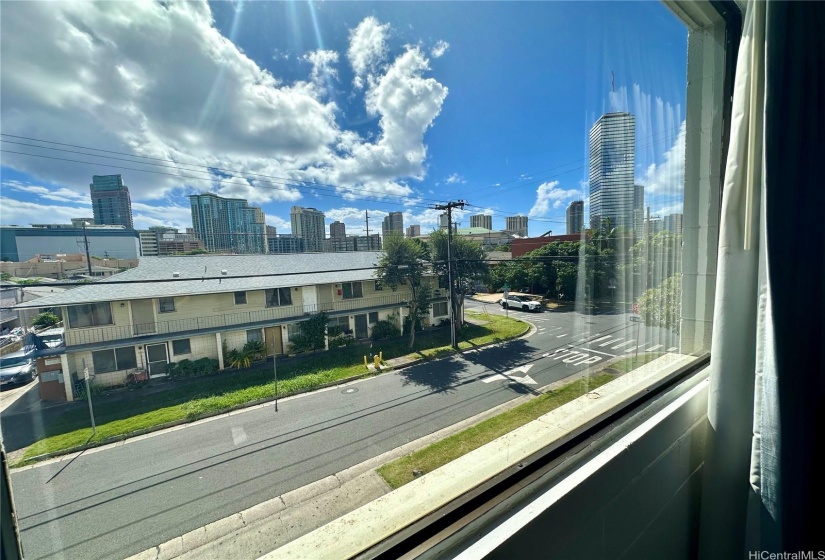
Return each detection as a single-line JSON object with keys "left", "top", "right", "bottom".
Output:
{"left": 698, "top": 0, "right": 781, "bottom": 556}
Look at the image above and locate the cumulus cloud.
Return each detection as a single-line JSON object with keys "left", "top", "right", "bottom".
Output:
{"left": 529, "top": 181, "right": 583, "bottom": 217}
{"left": 445, "top": 173, "right": 465, "bottom": 184}
{"left": 430, "top": 40, "right": 449, "bottom": 59}
{"left": 347, "top": 16, "right": 389, "bottom": 88}
{"left": 639, "top": 121, "right": 686, "bottom": 196}
{"left": 0, "top": 6, "right": 448, "bottom": 220}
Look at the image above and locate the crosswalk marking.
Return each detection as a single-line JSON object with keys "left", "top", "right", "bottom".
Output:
{"left": 593, "top": 336, "right": 612, "bottom": 343}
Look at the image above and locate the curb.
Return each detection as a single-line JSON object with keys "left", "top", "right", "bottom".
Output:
{"left": 14, "top": 317, "right": 532, "bottom": 468}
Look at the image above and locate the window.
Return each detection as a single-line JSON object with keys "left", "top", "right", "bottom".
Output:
{"left": 433, "top": 302, "right": 448, "bottom": 317}
{"left": 67, "top": 303, "right": 113, "bottom": 328}
{"left": 158, "top": 297, "right": 175, "bottom": 313}
{"left": 246, "top": 329, "right": 262, "bottom": 343}
{"left": 368, "top": 312, "right": 379, "bottom": 324}
{"left": 342, "top": 282, "right": 363, "bottom": 299}
{"left": 265, "top": 287, "right": 293, "bottom": 307}
{"left": 172, "top": 339, "right": 191, "bottom": 355}
{"left": 234, "top": 291, "right": 247, "bottom": 305}
{"left": 91, "top": 347, "right": 137, "bottom": 374}
{"left": 286, "top": 323, "right": 302, "bottom": 339}
{"left": 374, "top": 281, "right": 383, "bottom": 291}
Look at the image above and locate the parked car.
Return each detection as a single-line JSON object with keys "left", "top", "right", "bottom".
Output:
{"left": 0, "top": 348, "right": 37, "bottom": 387}
{"left": 499, "top": 295, "right": 542, "bottom": 312}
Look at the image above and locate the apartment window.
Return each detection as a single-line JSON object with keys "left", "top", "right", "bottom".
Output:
{"left": 246, "top": 329, "right": 263, "bottom": 343}
{"left": 171, "top": 339, "right": 191, "bottom": 355}
{"left": 368, "top": 312, "right": 379, "bottom": 324}
{"left": 433, "top": 302, "right": 448, "bottom": 317}
{"left": 67, "top": 303, "right": 113, "bottom": 328}
{"left": 342, "top": 282, "right": 363, "bottom": 299}
{"left": 286, "top": 323, "right": 302, "bottom": 339}
{"left": 158, "top": 297, "right": 175, "bottom": 313}
{"left": 234, "top": 291, "right": 247, "bottom": 305}
{"left": 91, "top": 347, "right": 137, "bottom": 374}
{"left": 374, "top": 281, "right": 383, "bottom": 291}
{"left": 328, "top": 316, "right": 350, "bottom": 335}
{"left": 265, "top": 287, "right": 293, "bottom": 307}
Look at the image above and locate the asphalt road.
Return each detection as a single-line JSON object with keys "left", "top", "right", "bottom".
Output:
{"left": 9, "top": 301, "right": 677, "bottom": 560}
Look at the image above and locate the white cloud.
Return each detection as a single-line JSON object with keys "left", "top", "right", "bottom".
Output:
{"left": 529, "top": 181, "right": 583, "bottom": 217}
{"left": 0, "top": 6, "right": 447, "bottom": 210}
{"left": 303, "top": 49, "right": 339, "bottom": 89}
{"left": 652, "top": 203, "right": 683, "bottom": 217}
{"left": 347, "top": 16, "right": 389, "bottom": 88}
{"left": 430, "top": 40, "right": 449, "bottom": 59}
{"left": 265, "top": 215, "right": 291, "bottom": 232}
{"left": 445, "top": 173, "right": 465, "bottom": 184}
{"left": 0, "top": 198, "right": 89, "bottom": 226}
{"left": 639, "top": 121, "right": 686, "bottom": 196}
{"left": 131, "top": 202, "right": 193, "bottom": 231}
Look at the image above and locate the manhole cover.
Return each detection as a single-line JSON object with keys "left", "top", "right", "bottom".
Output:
{"left": 342, "top": 388, "right": 359, "bottom": 394}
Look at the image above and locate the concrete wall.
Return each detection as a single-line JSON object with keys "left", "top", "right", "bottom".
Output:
{"left": 481, "top": 381, "right": 708, "bottom": 560}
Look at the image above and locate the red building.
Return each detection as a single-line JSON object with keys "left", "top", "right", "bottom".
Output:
{"left": 511, "top": 233, "right": 589, "bottom": 257}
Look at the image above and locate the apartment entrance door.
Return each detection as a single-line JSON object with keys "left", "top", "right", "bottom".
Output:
{"left": 145, "top": 343, "right": 168, "bottom": 377}
{"left": 131, "top": 300, "right": 156, "bottom": 335}
{"left": 354, "top": 314, "right": 368, "bottom": 340}
{"left": 265, "top": 326, "right": 283, "bottom": 355}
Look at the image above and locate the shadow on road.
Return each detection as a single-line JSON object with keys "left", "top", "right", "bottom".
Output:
{"left": 397, "top": 355, "right": 466, "bottom": 394}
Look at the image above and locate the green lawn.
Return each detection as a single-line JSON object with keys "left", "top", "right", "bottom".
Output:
{"left": 18, "top": 312, "right": 527, "bottom": 464}
{"left": 377, "top": 374, "right": 616, "bottom": 489}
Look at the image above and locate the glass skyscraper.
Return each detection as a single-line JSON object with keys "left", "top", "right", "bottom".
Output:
{"left": 90, "top": 174, "right": 133, "bottom": 229}
{"left": 588, "top": 113, "right": 636, "bottom": 231}
{"left": 189, "top": 193, "right": 267, "bottom": 254}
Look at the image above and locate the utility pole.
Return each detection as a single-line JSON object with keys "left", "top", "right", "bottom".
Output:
{"left": 81, "top": 221, "right": 92, "bottom": 276}
{"left": 434, "top": 200, "right": 465, "bottom": 350}
{"left": 365, "top": 211, "right": 370, "bottom": 251}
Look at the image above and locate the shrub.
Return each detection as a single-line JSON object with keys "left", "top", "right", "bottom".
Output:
{"left": 32, "top": 312, "right": 60, "bottom": 329}
{"left": 226, "top": 348, "right": 254, "bottom": 369}
{"left": 243, "top": 340, "right": 265, "bottom": 360}
{"left": 329, "top": 334, "right": 356, "bottom": 349}
{"left": 371, "top": 319, "right": 401, "bottom": 341}
{"left": 168, "top": 358, "right": 218, "bottom": 378}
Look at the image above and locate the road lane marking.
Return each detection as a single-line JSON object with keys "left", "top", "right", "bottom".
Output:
{"left": 611, "top": 340, "right": 635, "bottom": 349}
{"left": 576, "top": 347, "right": 617, "bottom": 357}
{"left": 599, "top": 338, "right": 620, "bottom": 347}
{"left": 482, "top": 364, "right": 537, "bottom": 385}
{"left": 667, "top": 347, "right": 678, "bottom": 352}
{"left": 556, "top": 333, "right": 568, "bottom": 338}
{"left": 647, "top": 344, "right": 663, "bottom": 351}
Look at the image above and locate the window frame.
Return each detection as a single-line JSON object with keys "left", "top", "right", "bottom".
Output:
{"left": 265, "top": 287, "right": 294, "bottom": 307}
{"left": 171, "top": 339, "right": 191, "bottom": 355}
{"left": 432, "top": 301, "right": 449, "bottom": 317}
{"left": 91, "top": 346, "right": 137, "bottom": 373}
{"left": 234, "top": 291, "right": 247, "bottom": 305}
{"left": 158, "top": 297, "right": 175, "bottom": 314}
{"left": 342, "top": 281, "right": 363, "bottom": 299}
{"left": 67, "top": 303, "right": 113, "bottom": 329}
{"left": 246, "top": 329, "right": 263, "bottom": 343}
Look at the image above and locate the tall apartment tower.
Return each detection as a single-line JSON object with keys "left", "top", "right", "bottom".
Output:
{"left": 381, "top": 212, "right": 404, "bottom": 237}
{"left": 588, "top": 112, "right": 636, "bottom": 231}
{"left": 664, "top": 213, "right": 684, "bottom": 236}
{"left": 566, "top": 201, "right": 584, "bottom": 234}
{"left": 633, "top": 185, "right": 645, "bottom": 235}
{"left": 406, "top": 225, "right": 421, "bottom": 238}
{"left": 470, "top": 214, "right": 493, "bottom": 230}
{"left": 90, "top": 174, "right": 133, "bottom": 229}
{"left": 189, "top": 193, "right": 267, "bottom": 254}
{"left": 505, "top": 215, "right": 529, "bottom": 237}
{"left": 330, "top": 221, "right": 346, "bottom": 240}
{"left": 290, "top": 206, "right": 326, "bottom": 252}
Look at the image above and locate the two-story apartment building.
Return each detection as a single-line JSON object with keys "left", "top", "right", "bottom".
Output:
{"left": 15, "top": 252, "right": 449, "bottom": 401}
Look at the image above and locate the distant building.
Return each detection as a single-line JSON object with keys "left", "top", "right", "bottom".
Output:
{"left": 139, "top": 227, "right": 204, "bottom": 256}
{"left": 406, "top": 225, "right": 421, "bottom": 238}
{"left": 633, "top": 185, "right": 645, "bottom": 235}
{"left": 381, "top": 212, "right": 404, "bottom": 238}
{"left": 351, "top": 234, "right": 381, "bottom": 251}
{"left": 189, "top": 193, "right": 267, "bottom": 254}
{"left": 511, "top": 233, "right": 590, "bottom": 257}
{"left": 566, "top": 201, "right": 584, "bottom": 235}
{"left": 138, "top": 230, "right": 159, "bottom": 256}
{"left": 90, "top": 174, "right": 134, "bottom": 229}
{"left": 266, "top": 225, "right": 277, "bottom": 237}
{"left": 454, "top": 228, "right": 513, "bottom": 250}
{"left": 470, "top": 214, "right": 493, "bottom": 230}
{"left": 290, "top": 206, "right": 326, "bottom": 252}
{"left": 505, "top": 215, "right": 529, "bottom": 237}
{"left": 267, "top": 234, "right": 305, "bottom": 254}
{"left": 0, "top": 226, "right": 141, "bottom": 262}
{"left": 330, "top": 221, "right": 346, "bottom": 240}
{"left": 589, "top": 113, "right": 635, "bottom": 231}
{"left": 0, "top": 254, "right": 138, "bottom": 280}
{"left": 646, "top": 218, "right": 664, "bottom": 236}
{"left": 664, "top": 213, "right": 684, "bottom": 236}
{"left": 71, "top": 218, "right": 95, "bottom": 228}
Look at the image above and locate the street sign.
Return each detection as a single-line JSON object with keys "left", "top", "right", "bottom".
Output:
{"left": 83, "top": 367, "right": 89, "bottom": 381}
{"left": 503, "top": 290, "right": 509, "bottom": 299}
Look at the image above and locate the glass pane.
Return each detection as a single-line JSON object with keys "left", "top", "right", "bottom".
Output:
{"left": 342, "top": 283, "right": 352, "bottom": 299}
{"left": 172, "top": 339, "right": 190, "bottom": 355}
{"left": 279, "top": 287, "right": 292, "bottom": 306}
{"left": 92, "top": 349, "right": 117, "bottom": 374}
{"left": 247, "top": 330, "right": 262, "bottom": 343}
{"left": 115, "top": 347, "right": 138, "bottom": 370}
{"left": 265, "top": 289, "right": 277, "bottom": 307}
{"left": 353, "top": 282, "right": 363, "bottom": 298}
{"left": 234, "top": 291, "right": 247, "bottom": 304}
{"left": 146, "top": 344, "right": 167, "bottom": 363}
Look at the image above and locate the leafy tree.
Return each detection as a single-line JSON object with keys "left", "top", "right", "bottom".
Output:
{"left": 0, "top": 272, "right": 10, "bottom": 281}
{"left": 637, "top": 274, "right": 682, "bottom": 333}
{"left": 183, "top": 248, "right": 209, "bottom": 255}
{"left": 622, "top": 231, "right": 682, "bottom": 300}
{"left": 32, "top": 312, "right": 60, "bottom": 329}
{"left": 428, "top": 230, "right": 488, "bottom": 327}
{"left": 288, "top": 312, "right": 329, "bottom": 353}
{"left": 377, "top": 234, "right": 430, "bottom": 348}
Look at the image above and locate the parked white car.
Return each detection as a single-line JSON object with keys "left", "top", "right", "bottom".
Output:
{"left": 499, "top": 295, "right": 542, "bottom": 312}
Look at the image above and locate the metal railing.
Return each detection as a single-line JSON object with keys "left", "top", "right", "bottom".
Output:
{"left": 64, "top": 292, "right": 412, "bottom": 347}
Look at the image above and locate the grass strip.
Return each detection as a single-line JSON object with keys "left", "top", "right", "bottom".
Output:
{"left": 377, "top": 373, "right": 615, "bottom": 489}
{"left": 18, "top": 312, "right": 526, "bottom": 464}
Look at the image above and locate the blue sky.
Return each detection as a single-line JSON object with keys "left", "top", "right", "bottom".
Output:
{"left": 0, "top": 1, "right": 687, "bottom": 237}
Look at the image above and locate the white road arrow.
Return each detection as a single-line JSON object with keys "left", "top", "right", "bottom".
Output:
{"left": 482, "top": 364, "right": 537, "bottom": 385}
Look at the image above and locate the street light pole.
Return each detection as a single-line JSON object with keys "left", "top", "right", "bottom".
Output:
{"left": 82, "top": 221, "right": 92, "bottom": 276}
